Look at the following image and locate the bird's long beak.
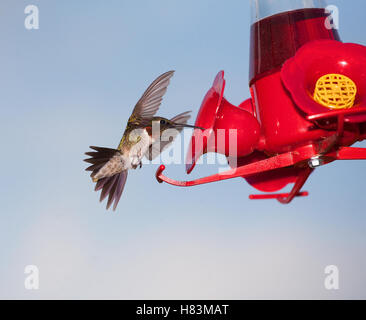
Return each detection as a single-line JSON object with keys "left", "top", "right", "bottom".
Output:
{"left": 172, "top": 123, "right": 205, "bottom": 130}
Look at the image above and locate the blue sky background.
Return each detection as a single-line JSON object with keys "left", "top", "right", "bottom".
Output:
{"left": 0, "top": 0, "right": 365, "bottom": 299}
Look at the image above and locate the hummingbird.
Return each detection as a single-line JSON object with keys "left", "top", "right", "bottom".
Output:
{"left": 84, "top": 71, "right": 203, "bottom": 210}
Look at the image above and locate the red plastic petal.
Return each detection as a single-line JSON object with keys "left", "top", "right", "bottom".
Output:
{"left": 281, "top": 40, "right": 366, "bottom": 123}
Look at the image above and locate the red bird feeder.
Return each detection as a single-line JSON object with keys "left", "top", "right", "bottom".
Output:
{"left": 156, "top": 0, "right": 366, "bottom": 204}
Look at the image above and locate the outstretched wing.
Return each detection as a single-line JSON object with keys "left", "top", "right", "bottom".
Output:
{"left": 145, "top": 111, "right": 191, "bottom": 160}
{"left": 129, "top": 70, "right": 175, "bottom": 123}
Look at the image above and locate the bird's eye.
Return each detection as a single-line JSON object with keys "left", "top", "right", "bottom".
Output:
{"left": 160, "top": 120, "right": 166, "bottom": 125}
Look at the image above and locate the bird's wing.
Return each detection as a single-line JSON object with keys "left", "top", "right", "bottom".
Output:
{"left": 94, "top": 170, "right": 128, "bottom": 210}
{"left": 128, "top": 71, "right": 175, "bottom": 123}
{"left": 145, "top": 111, "right": 191, "bottom": 160}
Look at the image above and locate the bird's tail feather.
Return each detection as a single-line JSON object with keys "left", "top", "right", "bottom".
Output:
{"left": 84, "top": 146, "right": 128, "bottom": 210}
{"left": 84, "top": 146, "right": 117, "bottom": 179}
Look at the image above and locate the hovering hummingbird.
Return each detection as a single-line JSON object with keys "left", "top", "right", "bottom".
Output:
{"left": 84, "top": 71, "right": 202, "bottom": 210}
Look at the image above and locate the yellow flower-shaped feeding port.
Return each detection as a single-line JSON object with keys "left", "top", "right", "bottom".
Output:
{"left": 313, "top": 74, "right": 357, "bottom": 110}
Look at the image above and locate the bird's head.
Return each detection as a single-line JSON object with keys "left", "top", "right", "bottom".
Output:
{"left": 150, "top": 117, "right": 204, "bottom": 134}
